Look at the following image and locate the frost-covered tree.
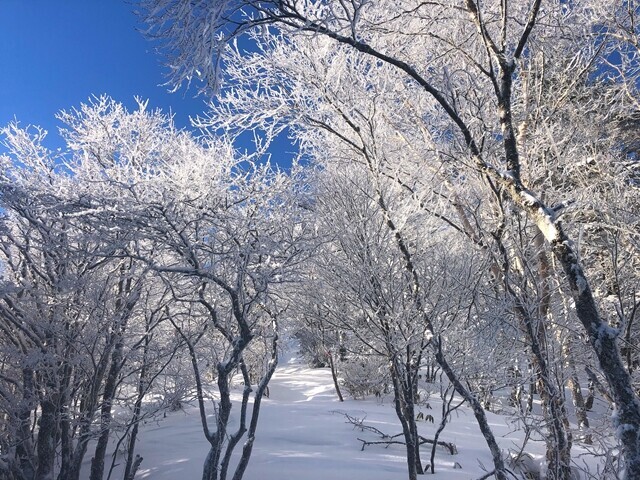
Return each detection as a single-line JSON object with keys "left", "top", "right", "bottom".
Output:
{"left": 0, "top": 122, "right": 162, "bottom": 480}
{"left": 139, "top": 1, "right": 640, "bottom": 477}
{"left": 293, "top": 148, "right": 510, "bottom": 478}
{"left": 57, "top": 97, "right": 310, "bottom": 480}
{"left": 0, "top": 97, "right": 310, "bottom": 480}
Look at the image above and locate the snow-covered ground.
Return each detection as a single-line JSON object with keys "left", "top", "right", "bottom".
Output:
{"left": 86, "top": 354, "right": 603, "bottom": 480}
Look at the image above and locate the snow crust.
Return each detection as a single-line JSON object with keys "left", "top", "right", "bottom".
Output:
{"left": 536, "top": 212, "right": 559, "bottom": 242}
{"left": 519, "top": 190, "right": 539, "bottom": 207}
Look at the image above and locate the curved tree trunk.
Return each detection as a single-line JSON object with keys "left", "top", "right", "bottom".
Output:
{"left": 552, "top": 240, "right": 640, "bottom": 479}
{"left": 434, "top": 340, "right": 508, "bottom": 480}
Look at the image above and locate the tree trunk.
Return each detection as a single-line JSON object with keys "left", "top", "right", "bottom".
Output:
{"left": 434, "top": 340, "right": 508, "bottom": 480}
{"left": 562, "top": 336, "right": 591, "bottom": 444}
{"left": 35, "top": 398, "right": 57, "bottom": 480}
{"left": 89, "top": 334, "right": 125, "bottom": 480}
{"left": 390, "top": 360, "right": 420, "bottom": 480}
{"left": 231, "top": 343, "right": 279, "bottom": 480}
{"left": 16, "top": 368, "right": 36, "bottom": 480}
{"left": 552, "top": 240, "right": 640, "bottom": 479}
{"left": 518, "top": 305, "right": 572, "bottom": 480}
{"left": 202, "top": 447, "right": 218, "bottom": 480}
{"left": 123, "top": 333, "right": 151, "bottom": 480}
{"left": 219, "top": 362, "right": 251, "bottom": 480}
{"left": 201, "top": 365, "right": 234, "bottom": 480}
{"left": 326, "top": 350, "right": 344, "bottom": 402}
{"left": 90, "top": 268, "right": 137, "bottom": 480}
{"left": 57, "top": 360, "right": 74, "bottom": 480}
{"left": 429, "top": 386, "right": 456, "bottom": 474}
{"left": 64, "top": 337, "right": 116, "bottom": 480}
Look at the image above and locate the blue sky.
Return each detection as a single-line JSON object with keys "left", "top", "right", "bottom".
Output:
{"left": 0, "top": 1, "right": 294, "bottom": 164}
{"left": 0, "top": 2, "right": 204, "bottom": 147}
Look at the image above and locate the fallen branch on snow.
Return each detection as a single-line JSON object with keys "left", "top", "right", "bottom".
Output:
{"left": 356, "top": 435, "right": 457, "bottom": 455}
{"left": 334, "top": 411, "right": 457, "bottom": 455}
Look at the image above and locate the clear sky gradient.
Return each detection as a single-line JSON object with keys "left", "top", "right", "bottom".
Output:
{"left": 0, "top": 1, "right": 294, "bottom": 164}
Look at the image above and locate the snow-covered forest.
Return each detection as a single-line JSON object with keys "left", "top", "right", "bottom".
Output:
{"left": 1, "top": 1, "right": 639, "bottom": 479}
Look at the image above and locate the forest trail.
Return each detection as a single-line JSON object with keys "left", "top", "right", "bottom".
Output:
{"left": 240, "top": 356, "right": 410, "bottom": 480}
{"left": 125, "top": 356, "right": 410, "bottom": 480}
{"left": 100, "top": 355, "right": 523, "bottom": 480}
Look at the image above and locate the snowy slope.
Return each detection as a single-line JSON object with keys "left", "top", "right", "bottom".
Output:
{"left": 86, "top": 355, "right": 592, "bottom": 480}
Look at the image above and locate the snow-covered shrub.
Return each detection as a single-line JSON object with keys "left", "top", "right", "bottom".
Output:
{"left": 158, "top": 353, "right": 197, "bottom": 411}
{"left": 506, "top": 452, "right": 542, "bottom": 480}
{"left": 340, "top": 356, "right": 390, "bottom": 400}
